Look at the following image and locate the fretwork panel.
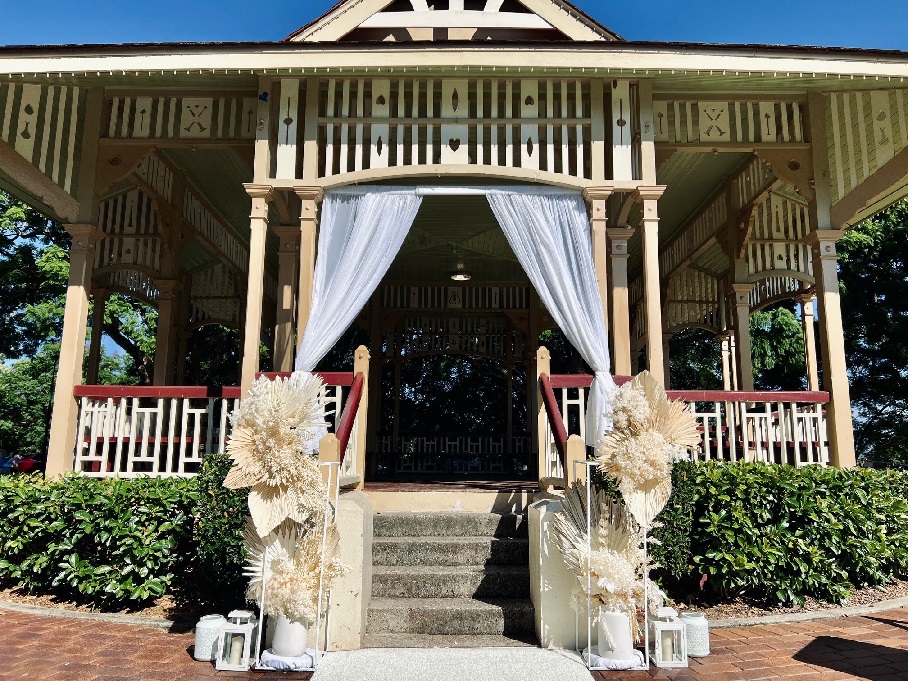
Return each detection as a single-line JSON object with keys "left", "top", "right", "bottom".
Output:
{"left": 136, "top": 154, "right": 174, "bottom": 204}
{"left": 102, "top": 270, "right": 160, "bottom": 305}
{"left": 0, "top": 82, "right": 84, "bottom": 195}
{"left": 95, "top": 188, "right": 162, "bottom": 275}
{"left": 317, "top": 78, "right": 592, "bottom": 180}
{"left": 826, "top": 90, "right": 908, "bottom": 203}
{"left": 747, "top": 192, "right": 814, "bottom": 282}
{"left": 666, "top": 269, "right": 721, "bottom": 332}
{"left": 382, "top": 285, "right": 528, "bottom": 310}
{"left": 182, "top": 189, "right": 248, "bottom": 275}
{"left": 105, "top": 95, "right": 258, "bottom": 140}
{"left": 749, "top": 275, "right": 808, "bottom": 312}
{"left": 653, "top": 99, "right": 806, "bottom": 145}
{"left": 191, "top": 263, "right": 240, "bottom": 328}
{"left": 384, "top": 314, "right": 527, "bottom": 361}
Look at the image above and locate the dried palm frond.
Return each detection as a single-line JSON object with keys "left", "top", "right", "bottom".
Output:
{"left": 244, "top": 519, "right": 347, "bottom": 624}
{"left": 224, "top": 371, "right": 329, "bottom": 537}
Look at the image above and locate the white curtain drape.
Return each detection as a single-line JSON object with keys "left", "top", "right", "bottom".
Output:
{"left": 295, "top": 189, "right": 423, "bottom": 371}
{"left": 486, "top": 190, "right": 616, "bottom": 445}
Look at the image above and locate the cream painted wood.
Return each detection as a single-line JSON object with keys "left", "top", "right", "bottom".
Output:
{"left": 153, "top": 280, "right": 178, "bottom": 385}
{"left": 254, "top": 77, "right": 272, "bottom": 183}
{"left": 46, "top": 225, "right": 105, "bottom": 478}
{"left": 719, "top": 333, "right": 733, "bottom": 391}
{"left": 85, "top": 288, "right": 109, "bottom": 386}
{"left": 360, "top": 10, "right": 552, "bottom": 30}
{"left": 583, "top": 187, "right": 611, "bottom": 356}
{"left": 608, "top": 226, "right": 633, "bottom": 376}
{"left": 731, "top": 283, "right": 755, "bottom": 392}
{"left": 352, "top": 346, "right": 370, "bottom": 491}
{"left": 536, "top": 345, "right": 553, "bottom": 486}
{"left": 808, "top": 231, "right": 856, "bottom": 468}
{"left": 240, "top": 186, "right": 272, "bottom": 394}
{"left": 276, "top": 79, "right": 300, "bottom": 179}
{"left": 638, "top": 188, "right": 666, "bottom": 384}
{"left": 611, "top": 80, "right": 632, "bottom": 181}
{"left": 638, "top": 80, "right": 657, "bottom": 185}
{"left": 273, "top": 226, "right": 300, "bottom": 373}
{"left": 800, "top": 294, "right": 820, "bottom": 392}
{"left": 295, "top": 188, "right": 323, "bottom": 346}
{"left": 370, "top": 79, "right": 391, "bottom": 170}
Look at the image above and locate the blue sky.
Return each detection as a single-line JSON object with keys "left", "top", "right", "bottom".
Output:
{"left": 1, "top": 1, "right": 906, "bottom": 51}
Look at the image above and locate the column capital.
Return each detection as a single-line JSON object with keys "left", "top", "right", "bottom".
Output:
{"left": 155, "top": 279, "right": 180, "bottom": 301}
{"left": 243, "top": 183, "right": 275, "bottom": 201}
{"left": 64, "top": 224, "right": 105, "bottom": 250}
{"left": 805, "top": 229, "right": 846, "bottom": 258}
{"left": 272, "top": 225, "right": 302, "bottom": 251}
{"left": 91, "top": 287, "right": 110, "bottom": 300}
{"left": 731, "top": 282, "right": 754, "bottom": 305}
{"left": 582, "top": 185, "right": 615, "bottom": 203}
{"left": 294, "top": 186, "right": 325, "bottom": 204}
{"left": 798, "top": 291, "right": 818, "bottom": 307}
{"left": 634, "top": 185, "right": 667, "bottom": 202}
{"left": 607, "top": 227, "right": 636, "bottom": 243}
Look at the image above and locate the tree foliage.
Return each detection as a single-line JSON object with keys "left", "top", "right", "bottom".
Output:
{"left": 838, "top": 200, "right": 908, "bottom": 465}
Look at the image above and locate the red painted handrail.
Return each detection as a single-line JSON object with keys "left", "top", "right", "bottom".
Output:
{"left": 335, "top": 372, "right": 365, "bottom": 464}
{"left": 539, "top": 372, "right": 569, "bottom": 471}
{"left": 73, "top": 371, "right": 356, "bottom": 400}
{"left": 547, "top": 374, "right": 830, "bottom": 404}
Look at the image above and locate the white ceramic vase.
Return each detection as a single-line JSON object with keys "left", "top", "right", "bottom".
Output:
{"left": 271, "top": 615, "right": 308, "bottom": 657}
{"left": 193, "top": 614, "right": 227, "bottom": 661}
{"left": 597, "top": 606, "right": 635, "bottom": 661}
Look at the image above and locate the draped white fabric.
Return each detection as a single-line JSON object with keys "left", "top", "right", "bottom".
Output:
{"left": 295, "top": 189, "right": 423, "bottom": 371}
{"left": 486, "top": 190, "right": 616, "bottom": 444}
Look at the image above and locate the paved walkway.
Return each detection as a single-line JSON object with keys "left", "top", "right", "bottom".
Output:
{"left": 2, "top": 606, "right": 907, "bottom": 680}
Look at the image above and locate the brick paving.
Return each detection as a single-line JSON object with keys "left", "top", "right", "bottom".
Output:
{"left": 2, "top": 606, "right": 907, "bottom": 680}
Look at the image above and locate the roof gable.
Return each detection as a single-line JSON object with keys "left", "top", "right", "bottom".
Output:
{"left": 285, "top": 0, "right": 623, "bottom": 43}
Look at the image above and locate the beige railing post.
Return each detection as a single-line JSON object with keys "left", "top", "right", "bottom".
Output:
{"left": 319, "top": 432, "right": 340, "bottom": 491}
{"left": 536, "top": 346, "right": 551, "bottom": 484}
{"left": 565, "top": 434, "right": 587, "bottom": 490}
{"left": 353, "top": 345, "right": 370, "bottom": 490}
{"left": 240, "top": 184, "right": 274, "bottom": 394}
{"left": 637, "top": 186, "right": 667, "bottom": 385}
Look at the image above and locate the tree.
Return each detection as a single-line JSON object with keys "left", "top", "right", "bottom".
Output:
{"left": 750, "top": 302, "right": 806, "bottom": 391}
{"left": 838, "top": 200, "right": 908, "bottom": 466}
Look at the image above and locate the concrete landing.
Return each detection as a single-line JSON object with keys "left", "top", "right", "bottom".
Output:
{"left": 311, "top": 648, "right": 593, "bottom": 681}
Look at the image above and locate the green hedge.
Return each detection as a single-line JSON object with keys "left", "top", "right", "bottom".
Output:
{"left": 1, "top": 460, "right": 906, "bottom": 611}
{"left": 643, "top": 462, "right": 908, "bottom": 606}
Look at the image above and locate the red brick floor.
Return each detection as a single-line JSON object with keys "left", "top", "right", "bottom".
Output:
{"left": 3, "top": 607, "right": 907, "bottom": 680}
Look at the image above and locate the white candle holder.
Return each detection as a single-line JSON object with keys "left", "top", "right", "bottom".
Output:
{"left": 650, "top": 607, "right": 688, "bottom": 668}
{"left": 215, "top": 621, "right": 256, "bottom": 671}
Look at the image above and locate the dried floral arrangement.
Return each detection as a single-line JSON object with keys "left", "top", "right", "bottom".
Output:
{"left": 553, "top": 371, "right": 699, "bottom": 645}
{"left": 223, "top": 372, "right": 348, "bottom": 629}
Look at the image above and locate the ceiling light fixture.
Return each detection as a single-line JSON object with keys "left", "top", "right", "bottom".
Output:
{"left": 450, "top": 260, "right": 472, "bottom": 281}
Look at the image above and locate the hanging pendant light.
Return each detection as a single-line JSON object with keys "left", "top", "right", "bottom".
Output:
{"left": 450, "top": 260, "right": 472, "bottom": 281}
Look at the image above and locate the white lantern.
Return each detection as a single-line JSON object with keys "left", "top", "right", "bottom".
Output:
{"left": 215, "top": 621, "right": 256, "bottom": 672}
{"left": 227, "top": 609, "right": 256, "bottom": 626}
{"left": 650, "top": 607, "right": 688, "bottom": 668}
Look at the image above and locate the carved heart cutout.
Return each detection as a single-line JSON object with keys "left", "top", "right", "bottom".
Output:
{"left": 525, "top": 96, "right": 535, "bottom": 106}
{"left": 449, "top": 138, "right": 461, "bottom": 152}
{"left": 376, "top": 95, "right": 386, "bottom": 106}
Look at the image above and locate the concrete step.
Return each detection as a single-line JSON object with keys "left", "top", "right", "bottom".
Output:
{"left": 372, "top": 536, "right": 529, "bottom": 567}
{"left": 363, "top": 633, "right": 538, "bottom": 649}
{"left": 367, "top": 597, "right": 535, "bottom": 636}
{"left": 372, "top": 565, "right": 530, "bottom": 599}
{"left": 373, "top": 511, "right": 528, "bottom": 539}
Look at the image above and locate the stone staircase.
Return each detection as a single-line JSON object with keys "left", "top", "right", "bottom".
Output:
{"left": 365, "top": 511, "right": 537, "bottom": 648}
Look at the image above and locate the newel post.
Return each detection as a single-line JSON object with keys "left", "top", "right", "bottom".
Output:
{"left": 536, "top": 345, "right": 551, "bottom": 484}
{"left": 353, "top": 345, "right": 370, "bottom": 491}
{"left": 319, "top": 433, "right": 340, "bottom": 490}
{"left": 565, "top": 435, "right": 587, "bottom": 490}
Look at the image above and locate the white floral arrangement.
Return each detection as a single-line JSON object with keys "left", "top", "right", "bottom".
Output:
{"left": 222, "top": 372, "right": 348, "bottom": 628}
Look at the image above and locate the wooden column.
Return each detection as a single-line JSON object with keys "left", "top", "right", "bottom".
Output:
{"left": 295, "top": 187, "right": 323, "bottom": 345}
{"left": 808, "top": 231, "right": 855, "bottom": 467}
{"left": 583, "top": 186, "right": 613, "bottom": 335}
{"left": 241, "top": 184, "right": 274, "bottom": 394}
{"left": 273, "top": 225, "right": 300, "bottom": 372}
{"left": 608, "top": 227, "right": 634, "bottom": 376}
{"left": 85, "top": 288, "right": 109, "bottom": 385}
{"left": 731, "top": 283, "right": 755, "bottom": 391}
{"left": 637, "top": 186, "right": 667, "bottom": 384}
{"left": 153, "top": 280, "right": 179, "bottom": 385}
{"left": 800, "top": 294, "right": 820, "bottom": 392}
{"left": 719, "top": 333, "right": 733, "bottom": 391}
{"left": 46, "top": 224, "right": 104, "bottom": 478}
{"left": 535, "top": 345, "right": 551, "bottom": 485}
{"left": 662, "top": 332, "right": 673, "bottom": 390}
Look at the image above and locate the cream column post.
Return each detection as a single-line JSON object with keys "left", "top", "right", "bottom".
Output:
{"left": 295, "top": 187, "right": 324, "bottom": 346}
{"left": 240, "top": 184, "right": 274, "bottom": 394}
{"left": 731, "top": 284, "right": 755, "bottom": 391}
{"left": 637, "top": 186, "right": 667, "bottom": 384}
{"left": 153, "top": 280, "right": 179, "bottom": 385}
{"left": 583, "top": 186, "right": 613, "bottom": 339}
{"left": 719, "top": 333, "right": 733, "bottom": 391}
{"left": 85, "top": 288, "right": 109, "bottom": 385}
{"left": 800, "top": 294, "right": 820, "bottom": 391}
{"left": 46, "top": 225, "right": 105, "bottom": 478}
{"left": 273, "top": 226, "right": 300, "bottom": 372}
{"left": 608, "top": 227, "right": 635, "bottom": 376}
{"left": 808, "top": 231, "right": 856, "bottom": 467}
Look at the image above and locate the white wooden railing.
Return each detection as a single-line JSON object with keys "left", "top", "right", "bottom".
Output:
{"left": 539, "top": 375, "right": 830, "bottom": 482}
{"left": 72, "top": 373, "right": 361, "bottom": 479}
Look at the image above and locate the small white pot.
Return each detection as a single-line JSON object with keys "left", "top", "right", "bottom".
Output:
{"left": 271, "top": 615, "right": 308, "bottom": 657}
{"left": 193, "top": 614, "right": 227, "bottom": 661}
{"left": 597, "top": 606, "right": 635, "bottom": 661}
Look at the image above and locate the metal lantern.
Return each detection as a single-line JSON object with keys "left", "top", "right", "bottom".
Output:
{"left": 650, "top": 607, "right": 688, "bottom": 668}
{"left": 215, "top": 621, "right": 256, "bottom": 672}
{"left": 227, "top": 609, "right": 256, "bottom": 626}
